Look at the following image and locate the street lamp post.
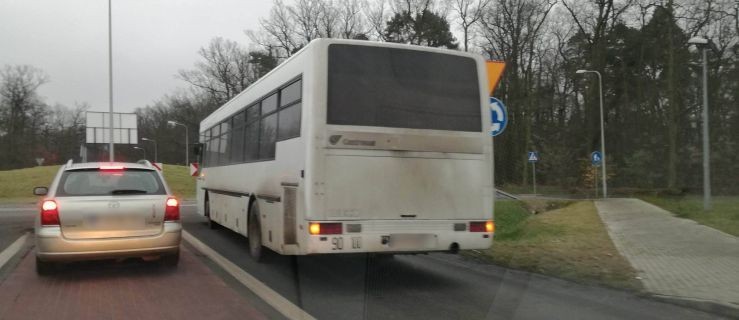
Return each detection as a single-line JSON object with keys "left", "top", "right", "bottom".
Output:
{"left": 141, "top": 138, "right": 157, "bottom": 163}
{"left": 133, "top": 146, "right": 147, "bottom": 160}
{"left": 107, "top": 0, "right": 114, "bottom": 161}
{"left": 688, "top": 36, "right": 711, "bottom": 210}
{"left": 167, "top": 120, "right": 189, "bottom": 166}
{"left": 576, "top": 69, "right": 607, "bottom": 199}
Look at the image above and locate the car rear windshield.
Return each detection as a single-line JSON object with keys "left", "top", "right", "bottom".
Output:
{"left": 56, "top": 169, "right": 166, "bottom": 196}
{"left": 327, "top": 44, "right": 482, "bottom": 132}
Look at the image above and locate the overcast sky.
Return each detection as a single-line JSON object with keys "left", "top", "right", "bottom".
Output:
{"left": 0, "top": 0, "right": 271, "bottom": 112}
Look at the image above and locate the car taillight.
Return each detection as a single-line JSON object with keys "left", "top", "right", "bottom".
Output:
{"left": 308, "top": 222, "right": 342, "bottom": 235}
{"left": 470, "top": 221, "right": 494, "bottom": 233}
{"left": 165, "top": 197, "right": 180, "bottom": 221}
{"left": 41, "top": 200, "right": 60, "bottom": 226}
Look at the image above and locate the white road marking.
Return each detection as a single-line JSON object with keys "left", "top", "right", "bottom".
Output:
{"left": 182, "top": 231, "right": 316, "bottom": 320}
{"left": 0, "top": 233, "right": 29, "bottom": 270}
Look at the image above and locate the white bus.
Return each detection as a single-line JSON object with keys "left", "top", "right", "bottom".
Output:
{"left": 195, "top": 39, "right": 494, "bottom": 260}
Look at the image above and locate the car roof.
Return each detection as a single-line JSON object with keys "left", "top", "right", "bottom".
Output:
{"left": 64, "top": 162, "right": 156, "bottom": 171}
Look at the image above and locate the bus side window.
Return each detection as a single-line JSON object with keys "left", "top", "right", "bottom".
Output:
{"left": 259, "top": 113, "right": 277, "bottom": 159}
{"left": 277, "top": 102, "right": 301, "bottom": 140}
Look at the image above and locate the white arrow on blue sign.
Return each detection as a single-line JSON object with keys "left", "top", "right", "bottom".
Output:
{"left": 528, "top": 151, "right": 539, "bottom": 163}
{"left": 489, "top": 97, "right": 507, "bottom": 137}
{"left": 591, "top": 151, "right": 602, "bottom": 167}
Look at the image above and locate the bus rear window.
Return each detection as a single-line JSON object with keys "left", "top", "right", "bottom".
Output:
{"left": 327, "top": 44, "right": 481, "bottom": 132}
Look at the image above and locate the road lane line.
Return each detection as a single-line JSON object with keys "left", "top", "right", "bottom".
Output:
{"left": 0, "top": 233, "right": 29, "bottom": 270}
{"left": 182, "top": 230, "right": 316, "bottom": 320}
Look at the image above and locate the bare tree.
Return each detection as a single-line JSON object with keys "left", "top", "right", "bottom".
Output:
{"left": 337, "top": 0, "right": 368, "bottom": 38}
{"left": 253, "top": 0, "right": 300, "bottom": 58}
{"left": 453, "top": 0, "right": 491, "bottom": 51}
{"left": 177, "top": 37, "right": 253, "bottom": 104}
{"left": 291, "top": 0, "right": 323, "bottom": 43}
{"left": 0, "top": 65, "right": 49, "bottom": 168}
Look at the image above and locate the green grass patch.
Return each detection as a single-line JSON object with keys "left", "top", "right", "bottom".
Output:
{"left": 641, "top": 196, "right": 739, "bottom": 237}
{"left": 161, "top": 164, "right": 196, "bottom": 199}
{"left": 0, "top": 165, "right": 60, "bottom": 203}
{"left": 0, "top": 164, "right": 195, "bottom": 203}
{"left": 472, "top": 200, "right": 642, "bottom": 291}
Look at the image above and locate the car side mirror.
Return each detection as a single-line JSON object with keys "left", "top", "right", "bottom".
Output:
{"left": 33, "top": 186, "right": 48, "bottom": 196}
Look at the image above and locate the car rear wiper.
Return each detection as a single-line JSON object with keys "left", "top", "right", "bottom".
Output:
{"left": 110, "top": 189, "right": 148, "bottom": 195}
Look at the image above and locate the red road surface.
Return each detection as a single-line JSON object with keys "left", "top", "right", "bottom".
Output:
{"left": 0, "top": 245, "right": 268, "bottom": 320}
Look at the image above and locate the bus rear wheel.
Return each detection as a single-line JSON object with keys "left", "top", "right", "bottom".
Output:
{"left": 248, "top": 201, "right": 264, "bottom": 262}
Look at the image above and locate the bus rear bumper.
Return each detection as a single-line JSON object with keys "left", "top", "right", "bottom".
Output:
{"left": 302, "top": 222, "right": 493, "bottom": 254}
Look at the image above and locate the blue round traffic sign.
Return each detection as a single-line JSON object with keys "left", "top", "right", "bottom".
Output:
{"left": 489, "top": 97, "right": 507, "bottom": 137}
{"left": 591, "top": 151, "right": 602, "bottom": 166}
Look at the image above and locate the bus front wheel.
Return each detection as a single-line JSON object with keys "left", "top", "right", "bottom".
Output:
{"left": 248, "top": 201, "right": 264, "bottom": 262}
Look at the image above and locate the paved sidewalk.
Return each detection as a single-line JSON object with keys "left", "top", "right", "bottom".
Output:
{"left": 595, "top": 198, "right": 739, "bottom": 309}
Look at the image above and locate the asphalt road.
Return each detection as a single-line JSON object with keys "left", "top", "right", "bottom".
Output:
{"left": 0, "top": 204, "right": 730, "bottom": 320}
{"left": 178, "top": 208, "right": 726, "bottom": 320}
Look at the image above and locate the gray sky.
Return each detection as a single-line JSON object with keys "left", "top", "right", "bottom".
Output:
{"left": 0, "top": 0, "right": 271, "bottom": 112}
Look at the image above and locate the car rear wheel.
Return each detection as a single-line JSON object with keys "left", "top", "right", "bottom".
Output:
{"left": 248, "top": 201, "right": 263, "bottom": 262}
{"left": 160, "top": 251, "right": 180, "bottom": 268}
{"left": 36, "top": 256, "right": 55, "bottom": 275}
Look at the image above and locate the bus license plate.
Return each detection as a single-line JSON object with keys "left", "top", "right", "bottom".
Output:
{"left": 388, "top": 234, "right": 437, "bottom": 250}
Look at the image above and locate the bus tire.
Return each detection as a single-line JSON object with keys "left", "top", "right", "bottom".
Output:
{"left": 248, "top": 201, "right": 264, "bottom": 262}
{"left": 205, "top": 195, "right": 219, "bottom": 229}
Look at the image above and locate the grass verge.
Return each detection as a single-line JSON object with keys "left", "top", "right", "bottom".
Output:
{"left": 0, "top": 164, "right": 195, "bottom": 203}
{"left": 469, "top": 200, "right": 642, "bottom": 291}
{"left": 161, "top": 164, "right": 196, "bottom": 199}
{"left": 0, "top": 165, "right": 61, "bottom": 203}
{"left": 640, "top": 196, "right": 739, "bottom": 237}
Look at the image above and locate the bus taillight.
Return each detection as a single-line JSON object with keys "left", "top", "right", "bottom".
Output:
{"left": 308, "top": 222, "right": 342, "bottom": 235}
{"left": 470, "top": 221, "right": 494, "bottom": 233}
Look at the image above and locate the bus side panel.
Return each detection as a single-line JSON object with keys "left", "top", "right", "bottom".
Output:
{"left": 209, "top": 193, "right": 249, "bottom": 236}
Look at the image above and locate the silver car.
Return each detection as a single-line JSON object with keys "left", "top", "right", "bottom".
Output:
{"left": 33, "top": 161, "right": 182, "bottom": 274}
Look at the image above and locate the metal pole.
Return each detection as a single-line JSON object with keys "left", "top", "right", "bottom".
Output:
{"left": 594, "top": 166, "right": 598, "bottom": 198}
{"left": 108, "top": 0, "right": 114, "bottom": 162}
{"left": 153, "top": 140, "right": 158, "bottom": 163}
{"left": 596, "top": 71, "right": 607, "bottom": 199}
{"left": 701, "top": 48, "right": 711, "bottom": 210}
{"left": 532, "top": 162, "right": 537, "bottom": 195}
{"left": 185, "top": 125, "right": 189, "bottom": 166}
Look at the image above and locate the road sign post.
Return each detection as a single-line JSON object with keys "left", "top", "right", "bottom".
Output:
{"left": 591, "top": 151, "right": 603, "bottom": 199}
{"left": 489, "top": 97, "right": 507, "bottom": 212}
{"left": 528, "top": 151, "right": 539, "bottom": 195}
{"left": 489, "top": 97, "right": 507, "bottom": 137}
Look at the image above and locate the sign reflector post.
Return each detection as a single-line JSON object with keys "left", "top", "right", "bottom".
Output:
{"left": 190, "top": 163, "right": 199, "bottom": 177}
{"left": 528, "top": 152, "right": 539, "bottom": 195}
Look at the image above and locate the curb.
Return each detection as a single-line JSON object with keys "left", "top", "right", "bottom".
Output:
{"left": 649, "top": 294, "right": 739, "bottom": 319}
